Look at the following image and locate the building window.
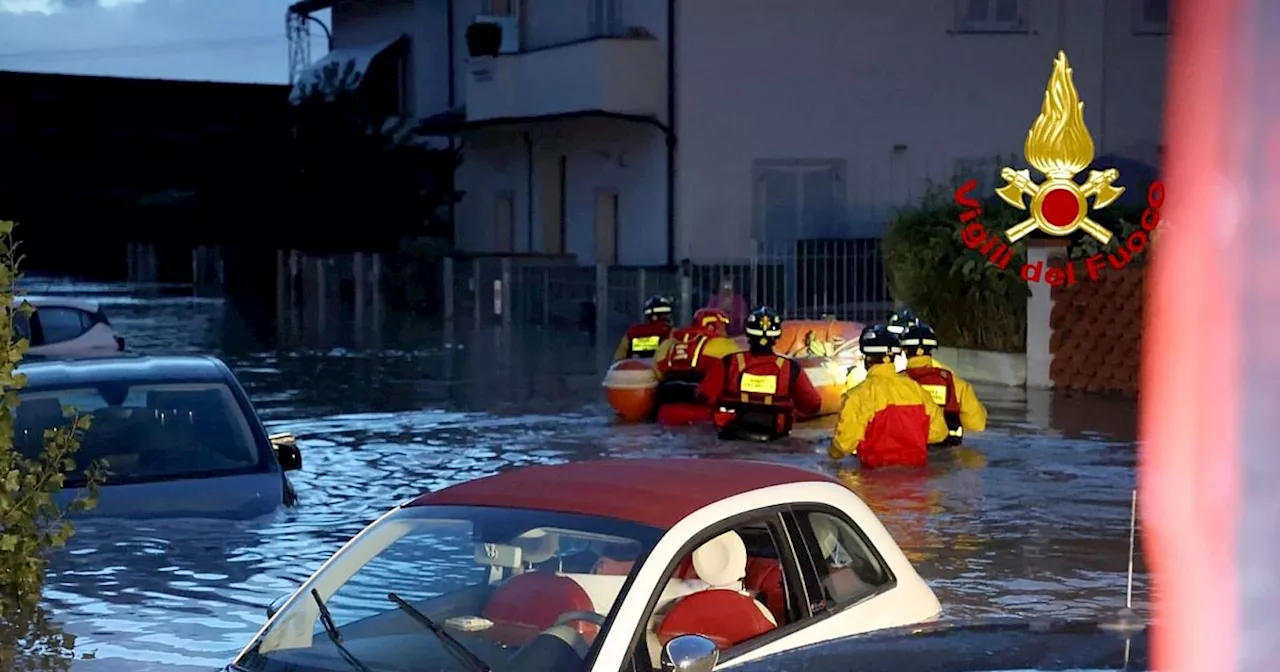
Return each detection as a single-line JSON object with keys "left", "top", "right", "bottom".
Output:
{"left": 752, "top": 159, "right": 846, "bottom": 243}
{"left": 954, "top": 0, "right": 1029, "bottom": 33}
{"left": 1131, "top": 0, "right": 1169, "bottom": 34}
{"left": 365, "top": 41, "right": 410, "bottom": 119}
{"left": 589, "top": 0, "right": 623, "bottom": 37}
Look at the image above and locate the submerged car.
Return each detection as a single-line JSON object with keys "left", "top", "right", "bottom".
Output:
{"left": 14, "top": 354, "right": 301, "bottom": 518}
{"left": 228, "top": 458, "right": 941, "bottom": 671}
{"left": 15, "top": 298, "right": 126, "bottom": 356}
{"left": 733, "top": 617, "right": 1149, "bottom": 671}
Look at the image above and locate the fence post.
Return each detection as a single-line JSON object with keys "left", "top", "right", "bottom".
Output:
{"left": 679, "top": 270, "right": 693, "bottom": 326}
{"left": 595, "top": 263, "right": 609, "bottom": 345}
{"left": 442, "top": 257, "right": 455, "bottom": 321}
{"left": 542, "top": 268, "right": 551, "bottom": 329}
{"left": 353, "top": 252, "right": 365, "bottom": 344}
{"left": 473, "top": 258, "right": 482, "bottom": 331}
{"left": 637, "top": 268, "right": 647, "bottom": 313}
{"left": 501, "top": 257, "right": 513, "bottom": 329}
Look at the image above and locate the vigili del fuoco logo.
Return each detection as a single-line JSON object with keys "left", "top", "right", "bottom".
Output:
{"left": 954, "top": 51, "right": 1165, "bottom": 285}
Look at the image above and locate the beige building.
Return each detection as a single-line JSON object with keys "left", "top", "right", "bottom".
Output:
{"left": 290, "top": 0, "right": 1169, "bottom": 266}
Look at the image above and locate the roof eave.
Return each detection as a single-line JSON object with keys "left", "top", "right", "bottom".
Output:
{"left": 289, "top": 0, "right": 337, "bottom": 15}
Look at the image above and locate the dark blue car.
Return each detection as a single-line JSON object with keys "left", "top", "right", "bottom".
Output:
{"left": 15, "top": 354, "right": 301, "bottom": 519}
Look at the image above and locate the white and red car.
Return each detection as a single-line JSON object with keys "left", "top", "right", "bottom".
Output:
{"left": 229, "top": 459, "right": 941, "bottom": 672}
{"left": 15, "top": 298, "right": 125, "bottom": 357}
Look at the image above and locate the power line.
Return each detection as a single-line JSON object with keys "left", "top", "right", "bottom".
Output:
{"left": 0, "top": 35, "right": 303, "bottom": 63}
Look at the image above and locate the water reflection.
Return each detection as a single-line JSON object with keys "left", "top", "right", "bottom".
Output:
{"left": 19, "top": 277, "right": 1147, "bottom": 670}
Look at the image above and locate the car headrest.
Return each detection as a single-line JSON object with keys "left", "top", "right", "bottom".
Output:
{"left": 18, "top": 397, "right": 65, "bottom": 428}
{"left": 811, "top": 515, "right": 839, "bottom": 558}
{"left": 513, "top": 529, "right": 559, "bottom": 565}
{"left": 692, "top": 530, "right": 747, "bottom": 588}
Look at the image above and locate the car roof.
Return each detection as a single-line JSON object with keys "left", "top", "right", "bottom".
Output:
{"left": 14, "top": 297, "right": 101, "bottom": 313}
{"left": 407, "top": 458, "right": 842, "bottom": 528}
{"left": 16, "top": 354, "right": 231, "bottom": 387}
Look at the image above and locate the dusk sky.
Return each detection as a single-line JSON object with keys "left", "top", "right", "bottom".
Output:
{"left": 0, "top": 0, "right": 330, "bottom": 83}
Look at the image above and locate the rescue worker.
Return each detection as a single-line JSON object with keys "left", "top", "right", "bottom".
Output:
{"left": 652, "top": 308, "right": 740, "bottom": 425}
{"left": 613, "top": 295, "right": 675, "bottom": 361}
{"left": 885, "top": 308, "right": 917, "bottom": 371}
{"left": 698, "top": 306, "right": 823, "bottom": 441}
{"left": 900, "top": 322, "right": 988, "bottom": 446}
{"left": 827, "top": 324, "right": 948, "bottom": 468}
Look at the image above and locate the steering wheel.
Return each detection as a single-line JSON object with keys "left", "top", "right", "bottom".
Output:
{"left": 554, "top": 610, "right": 605, "bottom": 627}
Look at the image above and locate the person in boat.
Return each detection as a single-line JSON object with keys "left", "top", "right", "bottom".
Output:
{"left": 613, "top": 294, "right": 675, "bottom": 361}
{"left": 828, "top": 324, "right": 948, "bottom": 468}
{"left": 705, "top": 275, "right": 749, "bottom": 336}
{"left": 698, "top": 306, "right": 823, "bottom": 441}
{"left": 652, "top": 308, "right": 740, "bottom": 425}
{"left": 900, "top": 322, "right": 988, "bottom": 446}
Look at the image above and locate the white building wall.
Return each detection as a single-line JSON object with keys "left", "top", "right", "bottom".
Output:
{"left": 330, "top": 0, "right": 452, "bottom": 118}
{"left": 675, "top": 0, "right": 1167, "bottom": 262}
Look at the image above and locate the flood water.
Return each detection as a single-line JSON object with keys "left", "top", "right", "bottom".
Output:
{"left": 23, "top": 277, "right": 1148, "bottom": 671}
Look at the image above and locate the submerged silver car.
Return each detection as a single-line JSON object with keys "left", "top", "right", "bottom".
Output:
{"left": 14, "top": 354, "right": 301, "bottom": 519}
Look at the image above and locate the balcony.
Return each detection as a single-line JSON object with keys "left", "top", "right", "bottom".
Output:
{"left": 464, "top": 37, "right": 663, "bottom": 124}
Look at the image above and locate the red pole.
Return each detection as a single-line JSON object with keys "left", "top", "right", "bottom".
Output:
{"left": 1141, "top": 0, "right": 1266, "bottom": 668}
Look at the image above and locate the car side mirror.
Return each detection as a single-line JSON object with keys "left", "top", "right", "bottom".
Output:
{"left": 660, "top": 634, "right": 718, "bottom": 672}
{"left": 269, "top": 432, "right": 302, "bottom": 471}
{"left": 266, "top": 591, "right": 291, "bottom": 619}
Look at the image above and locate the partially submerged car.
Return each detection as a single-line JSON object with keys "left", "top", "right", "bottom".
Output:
{"left": 15, "top": 298, "right": 126, "bottom": 357}
{"left": 733, "top": 617, "right": 1149, "bottom": 672}
{"left": 228, "top": 458, "right": 940, "bottom": 671}
{"left": 15, "top": 354, "right": 301, "bottom": 518}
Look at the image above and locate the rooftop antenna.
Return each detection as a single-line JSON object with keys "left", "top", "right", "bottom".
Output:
{"left": 1100, "top": 488, "right": 1146, "bottom": 634}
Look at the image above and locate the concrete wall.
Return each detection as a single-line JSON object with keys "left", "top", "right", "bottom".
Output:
{"left": 675, "top": 0, "right": 1167, "bottom": 261}
{"left": 453, "top": 118, "right": 668, "bottom": 265}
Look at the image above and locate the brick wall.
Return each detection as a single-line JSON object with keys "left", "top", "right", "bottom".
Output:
{"left": 1048, "top": 265, "right": 1145, "bottom": 396}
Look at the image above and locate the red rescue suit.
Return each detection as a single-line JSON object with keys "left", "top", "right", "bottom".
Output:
{"left": 903, "top": 366, "right": 963, "bottom": 446}
{"left": 621, "top": 321, "right": 672, "bottom": 359}
{"left": 653, "top": 328, "right": 720, "bottom": 425}
{"left": 701, "top": 352, "right": 823, "bottom": 440}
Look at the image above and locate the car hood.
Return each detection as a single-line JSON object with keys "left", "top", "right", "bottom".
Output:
{"left": 734, "top": 618, "right": 1148, "bottom": 671}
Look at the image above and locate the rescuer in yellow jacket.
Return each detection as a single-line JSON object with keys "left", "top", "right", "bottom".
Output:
{"left": 828, "top": 324, "right": 948, "bottom": 468}
{"left": 899, "top": 322, "right": 988, "bottom": 446}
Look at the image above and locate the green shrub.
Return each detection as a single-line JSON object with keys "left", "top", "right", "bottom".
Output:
{"left": 0, "top": 220, "right": 105, "bottom": 670}
{"left": 882, "top": 184, "right": 1030, "bottom": 352}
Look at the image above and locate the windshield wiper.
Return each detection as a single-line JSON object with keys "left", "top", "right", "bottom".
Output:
{"left": 388, "top": 592, "right": 491, "bottom": 672}
{"left": 311, "top": 588, "right": 373, "bottom": 672}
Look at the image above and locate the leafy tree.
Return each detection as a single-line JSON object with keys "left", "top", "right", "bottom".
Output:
{"left": 278, "top": 59, "right": 464, "bottom": 253}
{"left": 0, "top": 220, "right": 105, "bottom": 670}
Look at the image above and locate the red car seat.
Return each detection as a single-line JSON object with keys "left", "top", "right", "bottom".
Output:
{"left": 657, "top": 531, "right": 776, "bottom": 649}
{"left": 482, "top": 572, "right": 597, "bottom": 646}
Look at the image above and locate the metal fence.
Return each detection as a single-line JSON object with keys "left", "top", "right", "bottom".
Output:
{"left": 443, "top": 239, "right": 893, "bottom": 332}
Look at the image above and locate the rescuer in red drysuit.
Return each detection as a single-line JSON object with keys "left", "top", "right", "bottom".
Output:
{"left": 612, "top": 295, "right": 675, "bottom": 361}
{"left": 699, "top": 306, "right": 823, "bottom": 441}
{"left": 652, "top": 308, "right": 740, "bottom": 426}
{"left": 900, "top": 322, "right": 988, "bottom": 446}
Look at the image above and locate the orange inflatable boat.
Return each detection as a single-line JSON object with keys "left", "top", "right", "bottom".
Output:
{"left": 604, "top": 319, "right": 868, "bottom": 422}
{"left": 602, "top": 358, "right": 659, "bottom": 422}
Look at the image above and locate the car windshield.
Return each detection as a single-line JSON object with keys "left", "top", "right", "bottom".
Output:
{"left": 15, "top": 381, "right": 262, "bottom": 487}
{"left": 235, "top": 505, "right": 663, "bottom": 672}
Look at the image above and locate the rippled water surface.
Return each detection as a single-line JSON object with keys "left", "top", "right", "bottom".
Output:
{"left": 22, "top": 277, "right": 1148, "bottom": 671}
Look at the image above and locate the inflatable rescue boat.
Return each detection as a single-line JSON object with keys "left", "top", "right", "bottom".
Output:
{"left": 604, "top": 319, "right": 902, "bottom": 422}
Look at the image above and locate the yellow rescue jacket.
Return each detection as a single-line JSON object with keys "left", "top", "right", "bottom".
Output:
{"left": 905, "top": 355, "right": 988, "bottom": 432}
{"left": 828, "top": 362, "right": 949, "bottom": 463}
{"left": 652, "top": 334, "right": 741, "bottom": 381}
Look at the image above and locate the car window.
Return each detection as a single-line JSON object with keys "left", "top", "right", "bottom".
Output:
{"left": 33, "top": 307, "right": 89, "bottom": 344}
{"left": 632, "top": 514, "right": 797, "bottom": 670}
{"left": 791, "top": 510, "right": 890, "bottom": 608}
{"left": 14, "top": 382, "right": 262, "bottom": 486}
{"left": 12, "top": 311, "right": 31, "bottom": 344}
